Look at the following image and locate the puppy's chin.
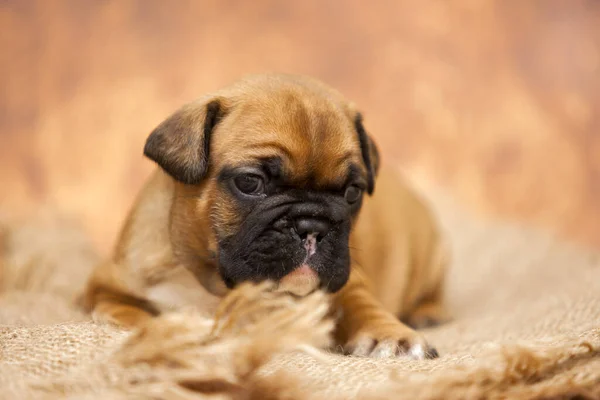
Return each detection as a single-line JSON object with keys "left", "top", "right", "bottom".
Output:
{"left": 275, "top": 264, "right": 321, "bottom": 297}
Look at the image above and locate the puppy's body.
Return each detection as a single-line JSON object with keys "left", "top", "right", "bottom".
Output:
{"left": 84, "top": 74, "right": 448, "bottom": 358}
{"left": 351, "top": 168, "right": 447, "bottom": 320}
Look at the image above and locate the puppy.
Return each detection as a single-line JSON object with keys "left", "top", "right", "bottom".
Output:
{"left": 84, "top": 74, "right": 449, "bottom": 359}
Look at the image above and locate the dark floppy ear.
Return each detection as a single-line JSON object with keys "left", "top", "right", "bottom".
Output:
{"left": 144, "top": 99, "right": 224, "bottom": 184}
{"left": 354, "top": 113, "right": 380, "bottom": 195}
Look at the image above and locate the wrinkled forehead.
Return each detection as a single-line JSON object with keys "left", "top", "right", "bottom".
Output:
{"left": 211, "top": 90, "right": 366, "bottom": 187}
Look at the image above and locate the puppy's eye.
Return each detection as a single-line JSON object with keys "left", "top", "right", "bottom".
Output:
{"left": 344, "top": 185, "right": 362, "bottom": 204}
{"left": 233, "top": 174, "right": 265, "bottom": 196}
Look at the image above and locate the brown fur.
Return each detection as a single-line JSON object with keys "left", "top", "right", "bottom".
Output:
{"left": 84, "top": 73, "right": 448, "bottom": 358}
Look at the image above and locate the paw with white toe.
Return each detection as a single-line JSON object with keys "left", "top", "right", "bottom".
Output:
{"left": 344, "top": 325, "right": 439, "bottom": 360}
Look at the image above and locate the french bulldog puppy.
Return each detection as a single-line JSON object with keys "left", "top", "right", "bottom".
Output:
{"left": 84, "top": 74, "right": 449, "bottom": 359}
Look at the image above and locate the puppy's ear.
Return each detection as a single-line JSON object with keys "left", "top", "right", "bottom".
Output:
{"left": 354, "top": 113, "right": 380, "bottom": 195}
{"left": 144, "top": 99, "right": 225, "bottom": 184}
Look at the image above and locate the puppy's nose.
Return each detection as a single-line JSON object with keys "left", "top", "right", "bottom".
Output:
{"left": 293, "top": 217, "right": 330, "bottom": 240}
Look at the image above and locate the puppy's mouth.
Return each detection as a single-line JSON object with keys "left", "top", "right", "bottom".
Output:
{"left": 276, "top": 233, "right": 321, "bottom": 296}
{"left": 302, "top": 232, "right": 318, "bottom": 259}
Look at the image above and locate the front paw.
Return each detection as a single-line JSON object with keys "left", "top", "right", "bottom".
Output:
{"left": 343, "top": 323, "right": 439, "bottom": 360}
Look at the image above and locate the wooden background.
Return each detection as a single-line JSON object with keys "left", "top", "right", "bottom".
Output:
{"left": 1, "top": 0, "right": 599, "bottom": 253}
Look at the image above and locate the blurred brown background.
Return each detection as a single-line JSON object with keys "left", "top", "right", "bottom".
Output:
{"left": 1, "top": 0, "right": 599, "bottom": 253}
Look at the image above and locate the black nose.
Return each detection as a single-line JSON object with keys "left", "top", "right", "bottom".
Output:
{"left": 293, "top": 217, "right": 331, "bottom": 240}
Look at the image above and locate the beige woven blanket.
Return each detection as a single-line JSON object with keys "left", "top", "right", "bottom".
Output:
{"left": 1, "top": 189, "right": 599, "bottom": 399}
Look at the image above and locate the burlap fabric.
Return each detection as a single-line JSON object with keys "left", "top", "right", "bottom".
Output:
{"left": 1, "top": 188, "right": 599, "bottom": 399}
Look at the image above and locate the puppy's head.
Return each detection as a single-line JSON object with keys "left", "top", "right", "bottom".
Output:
{"left": 144, "top": 74, "right": 379, "bottom": 296}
